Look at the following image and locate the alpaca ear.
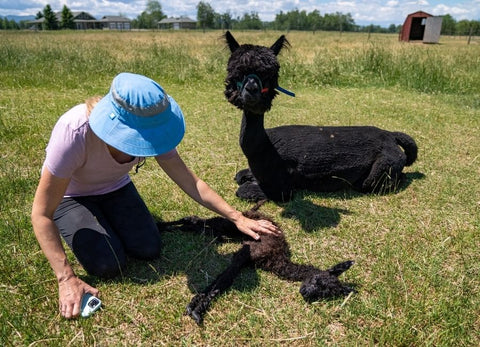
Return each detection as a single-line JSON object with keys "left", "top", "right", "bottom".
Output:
{"left": 224, "top": 31, "right": 240, "bottom": 53}
{"left": 270, "top": 35, "right": 290, "bottom": 56}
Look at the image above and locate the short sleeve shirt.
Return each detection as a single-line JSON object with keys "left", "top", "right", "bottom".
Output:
{"left": 43, "top": 103, "right": 177, "bottom": 197}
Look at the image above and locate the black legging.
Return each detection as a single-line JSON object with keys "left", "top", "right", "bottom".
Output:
{"left": 54, "top": 182, "right": 161, "bottom": 278}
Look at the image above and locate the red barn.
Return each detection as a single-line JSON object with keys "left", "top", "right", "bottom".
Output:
{"left": 399, "top": 11, "right": 442, "bottom": 43}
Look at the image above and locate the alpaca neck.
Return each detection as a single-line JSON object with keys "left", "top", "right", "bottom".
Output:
{"left": 239, "top": 109, "right": 292, "bottom": 201}
{"left": 239, "top": 110, "right": 270, "bottom": 156}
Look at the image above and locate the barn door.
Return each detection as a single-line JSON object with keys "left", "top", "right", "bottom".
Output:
{"left": 423, "top": 17, "right": 443, "bottom": 43}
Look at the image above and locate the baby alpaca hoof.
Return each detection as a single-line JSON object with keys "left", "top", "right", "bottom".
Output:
{"left": 190, "top": 310, "right": 203, "bottom": 325}
{"left": 185, "top": 293, "right": 208, "bottom": 325}
{"left": 328, "top": 260, "right": 355, "bottom": 277}
{"left": 342, "top": 285, "right": 357, "bottom": 296}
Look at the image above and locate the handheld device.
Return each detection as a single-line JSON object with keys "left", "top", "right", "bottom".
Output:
{"left": 80, "top": 293, "right": 102, "bottom": 318}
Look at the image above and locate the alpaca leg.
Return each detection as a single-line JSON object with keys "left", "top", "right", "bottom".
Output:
{"left": 185, "top": 245, "right": 252, "bottom": 325}
{"left": 299, "top": 260, "right": 355, "bottom": 302}
{"left": 299, "top": 272, "right": 355, "bottom": 302}
{"left": 235, "top": 168, "right": 256, "bottom": 184}
{"left": 361, "top": 154, "right": 404, "bottom": 193}
{"left": 236, "top": 181, "right": 269, "bottom": 202}
{"left": 327, "top": 260, "right": 355, "bottom": 277}
{"left": 156, "top": 216, "right": 206, "bottom": 232}
{"left": 157, "top": 215, "right": 244, "bottom": 241}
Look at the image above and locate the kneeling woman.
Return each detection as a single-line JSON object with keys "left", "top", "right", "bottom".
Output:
{"left": 31, "top": 72, "right": 279, "bottom": 319}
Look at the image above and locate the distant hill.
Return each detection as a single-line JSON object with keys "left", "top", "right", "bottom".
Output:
{"left": 2, "top": 15, "right": 36, "bottom": 22}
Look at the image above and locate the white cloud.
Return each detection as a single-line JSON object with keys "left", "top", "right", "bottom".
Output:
{"left": 1, "top": 0, "right": 479, "bottom": 25}
{"left": 434, "top": 4, "right": 469, "bottom": 15}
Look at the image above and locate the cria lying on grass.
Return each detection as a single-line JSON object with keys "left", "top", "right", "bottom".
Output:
{"left": 157, "top": 202, "right": 355, "bottom": 325}
{"left": 224, "top": 31, "right": 418, "bottom": 202}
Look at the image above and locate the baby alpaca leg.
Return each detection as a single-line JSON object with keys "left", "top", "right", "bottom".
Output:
{"left": 186, "top": 245, "right": 252, "bottom": 325}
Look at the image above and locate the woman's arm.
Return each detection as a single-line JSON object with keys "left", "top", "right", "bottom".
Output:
{"left": 156, "top": 152, "right": 280, "bottom": 240}
{"left": 31, "top": 169, "right": 98, "bottom": 319}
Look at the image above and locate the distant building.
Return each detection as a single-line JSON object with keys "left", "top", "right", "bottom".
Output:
{"left": 28, "top": 11, "right": 131, "bottom": 30}
{"left": 99, "top": 16, "right": 131, "bottom": 30}
{"left": 158, "top": 17, "right": 196, "bottom": 30}
{"left": 399, "top": 11, "right": 442, "bottom": 43}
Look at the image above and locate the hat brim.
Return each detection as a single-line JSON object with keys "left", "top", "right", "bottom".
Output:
{"left": 89, "top": 93, "right": 185, "bottom": 157}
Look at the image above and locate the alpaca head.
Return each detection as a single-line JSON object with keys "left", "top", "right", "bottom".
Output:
{"left": 299, "top": 260, "right": 355, "bottom": 302}
{"left": 224, "top": 31, "right": 289, "bottom": 115}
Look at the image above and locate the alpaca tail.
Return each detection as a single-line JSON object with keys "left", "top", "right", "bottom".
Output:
{"left": 393, "top": 132, "right": 418, "bottom": 166}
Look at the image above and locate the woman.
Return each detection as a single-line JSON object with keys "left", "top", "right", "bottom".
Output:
{"left": 31, "top": 72, "right": 279, "bottom": 319}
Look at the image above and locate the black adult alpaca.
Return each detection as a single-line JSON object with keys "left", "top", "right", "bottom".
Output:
{"left": 159, "top": 204, "right": 355, "bottom": 325}
{"left": 224, "top": 31, "right": 418, "bottom": 202}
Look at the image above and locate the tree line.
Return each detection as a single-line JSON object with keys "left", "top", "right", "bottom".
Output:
{"left": 1, "top": 0, "right": 479, "bottom": 36}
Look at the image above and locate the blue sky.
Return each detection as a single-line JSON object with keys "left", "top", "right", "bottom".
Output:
{"left": 0, "top": 0, "right": 478, "bottom": 26}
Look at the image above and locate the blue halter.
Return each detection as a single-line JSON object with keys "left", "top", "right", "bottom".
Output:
{"left": 237, "top": 74, "right": 295, "bottom": 97}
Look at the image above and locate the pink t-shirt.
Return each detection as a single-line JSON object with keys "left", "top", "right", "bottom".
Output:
{"left": 43, "top": 103, "right": 177, "bottom": 197}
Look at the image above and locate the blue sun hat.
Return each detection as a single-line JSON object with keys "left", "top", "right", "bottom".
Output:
{"left": 89, "top": 72, "right": 185, "bottom": 157}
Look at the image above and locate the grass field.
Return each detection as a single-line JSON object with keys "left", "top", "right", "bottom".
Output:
{"left": 0, "top": 30, "right": 479, "bottom": 346}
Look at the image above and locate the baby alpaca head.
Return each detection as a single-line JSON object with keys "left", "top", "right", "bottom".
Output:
{"left": 299, "top": 260, "right": 355, "bottom": 302}
{"left": 224, "top": 31, "right": 289, "bottom": 115}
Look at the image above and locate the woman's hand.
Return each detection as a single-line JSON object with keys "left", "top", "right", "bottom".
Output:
{"left": 58, "top": 276, "right": 99, "bottom": 319}
{"left": 233, "top": 214, "right": 282, "bottom": 240}
{"left": 156, "top": 153, "right": 281, "bottom": 240}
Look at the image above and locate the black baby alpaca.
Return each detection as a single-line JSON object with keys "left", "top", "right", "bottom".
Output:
{"left": 224, "top": 31, "right": 418, "bottom": 202}
{"left": 161, "top": 204, "right": 354, "bottom": 325}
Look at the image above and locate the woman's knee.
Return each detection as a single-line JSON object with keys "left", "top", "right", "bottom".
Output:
{"left": 126, "top": 236, "right": 162, "bottom": 260}
{"left": 72, "top": 228, "right": 127, "bottom": 279}
{"left": 83, "top": 257, "right": 126, "bottom": 279}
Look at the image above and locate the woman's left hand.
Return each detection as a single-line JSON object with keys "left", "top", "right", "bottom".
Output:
{"left": 234, "top": 215, "right": 282, "bottom": 240}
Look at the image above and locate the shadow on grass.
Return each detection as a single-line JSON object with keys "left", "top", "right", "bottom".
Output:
{"left": 82, "top": 223, "right": 260, "bottom": 302}
{"left": 403, "top": 171, "right": 426, "bottom": 187}
{"left": 81, "top": 171, "right": 424, "bottom": 312}
{"left": 278, "top": 171, "right": 425, "bottom": 232}
{"left": 280, "top": 197, "right": 350, "bottom": 232}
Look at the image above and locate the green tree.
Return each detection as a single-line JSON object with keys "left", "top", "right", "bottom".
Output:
{"left": 60, "top": 5, "right": 75, "bottom": 29}
{"left": 43, "top": 4, "right": 59, "bottom": 30}
{"left": 388, "top": 24, "right": 398, "bottom": 33}
{"left": 10, "top": 19, "right": 19, "bottom": 29}
{"left": 441, "top": 14, "right": 457, "bottom": 35}
{"left": 322, "top": 13, "right": 339, "bottom": 31}
{"left": 146, "top": 0, "right": 165, "bottom": 21}
{"left": 337, "top": 12, "right": 355, "bottom": 32}
{"left": 235, "top": 12, "right": 263, "bottom": 30}
{"left": 218, "top": 12, "right": 233, "bottom": 29}
{"left": 307, "top": 10, "right": 322, "bottom": 32}
{"left": 146, "top": 0, "right": 166, "bottom": 28}
{"left": 273, "top": 11, "right": 287, "bottom": 30}
{"left": 197, "top": 1, "right": 216, "bottom": 30}
{"left": 135, "top": 12, "right": 151, "bottom": 28}
{"left": 19, "top": 20, "right": 30, "bottom": 29}
{"left": 35, "top": 11, "right": 43, "bottom": 20}
{"left": 134, "top": 0, "right": 165, "bottom": 29}
{"left": 456, "top": 19, "right": 472, "bottom": 35}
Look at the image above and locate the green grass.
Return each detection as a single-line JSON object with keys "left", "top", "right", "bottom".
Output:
{"left": 0, "top": 30, "right": 479, "bottom": 346}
